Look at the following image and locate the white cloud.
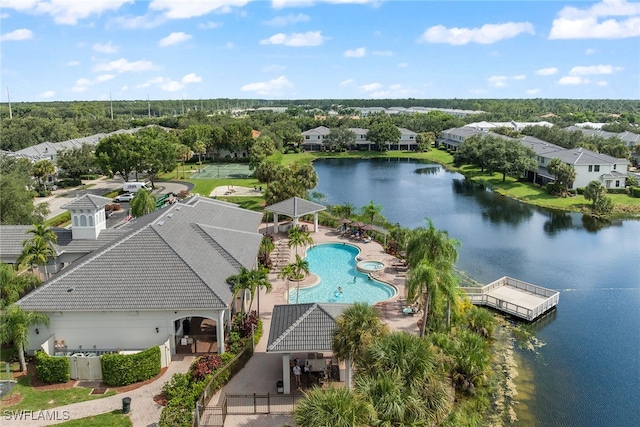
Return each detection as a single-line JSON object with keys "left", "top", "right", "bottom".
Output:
{"left": 113, "top": 14, "right": 165, "bottom": 29}
{"left": 0, "top": 12, "right": 9, "bottom": 18}
{"left": 263, "top": 13, "right": 310, "bottom": 26}
{"left": 136, "top": 77, "right": 168, "bottom": 89}
{"left": 40, "top": 90, "right": 55, "bottom": 99}
{"left": 225, "top": 42, "right": 235, "bottom": 49}
{"left": 513, "top": 75, "right": 526, "bottom": 81}
{"left": 160, "top": 81, "right": 184, "bottom": 92}
{"left": 418, "top": 21, "right": 535, "bottom": 45}
{"left": 597, "top": 80, "right": 608, "bottom": 86}
{"left": 32, "top": 0, "right": 134, "bottom": 25}
{"left": 569, "top": 64, "right": 622, "bottom": 75}
{"left": 199, "top": 21, "right": 221, "bottom": 29}
{"left": 0, "top": 28, "right": 33, "bottom": 41}
{"left": 67, "top": 60, "right": 80, "bottom": 66}
{"left": 159, "top": 32, "right": 192, "bottom": 47}
{"left": 344, "top": 47, "right": 366, "bottom": 58}
{"left": 262, "top": 64, "right": 286, "bottom": 72}
{"left": 182, "top": 73, "right": 202, "bottom": 83}
{"left": 240, "top": 75, "right": 293, "bottom": 96}
{"left": 95, "top": 74, "right": 115, "bottom": 82}
{"left": 470, "top": 88, "right": 488, "bottom": 95}
{"left": 93, "top": 41, "right": 118, "bottom": 53}
{"left": 558, "top": 76, "right": 589, "bottom": 85}
{"left": 149, "top": 0, "right": 250, "bottom": 19}
{"left": 397, "top": 62, "right": 409, "bottom": 68}
{"left": 340, "top": 79, "right": 354, "bottom": 87}
{"left": 368, "top": 84, "right": 414, "bottom": 99}
{"left": 488, "top": 76, "right": 508, "bottom": 87}
{"left": 536, "top": 67, "right": 558, "bottom": 76}
{"left": 585, "top": 48, "right": 596, "bottom": 55}
{"left": 372, "top": 50, "right": 393, "bottom": 57}
{"left": 526, "top": 88, "right": 541, "bottom": 95}
{"left": 260, "top": 31, "right": 326, "bottom": 46}
{"left": 94, "top": 58, "right": 155, "bottom": 73}
{"left": 549, "top": 0, "right": 640, "bottom": 39}
{"left": 359, "top": 82, "right": 382, "bottom": 92}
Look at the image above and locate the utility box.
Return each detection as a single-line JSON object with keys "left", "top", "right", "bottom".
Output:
{"left": 276, "top": 380, "right": 284, "bottom": 394}
{"left": 122, "top": 397, "right": 131, "bottom": 414}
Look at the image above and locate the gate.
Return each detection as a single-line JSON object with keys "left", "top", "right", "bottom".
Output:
{"left": 196, "top": 393, "right": 301, "bottom": 427}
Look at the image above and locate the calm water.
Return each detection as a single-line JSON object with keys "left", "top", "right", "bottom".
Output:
{"left": 313, "top": 158, "right": 640, "bottom": 426}
{"left": 290, "top": 243, "right": 396, "bottom": 304}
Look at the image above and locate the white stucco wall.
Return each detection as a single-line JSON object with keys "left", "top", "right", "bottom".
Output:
{"left": 27, "top": 309, "right": 227, "bottom": 355}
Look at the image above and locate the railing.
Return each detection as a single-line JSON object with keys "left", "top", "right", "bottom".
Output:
{"left": 197, "top": 393, "right": 301, "bottom": 427}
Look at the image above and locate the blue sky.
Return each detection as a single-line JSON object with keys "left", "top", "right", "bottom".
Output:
{"left": 1, "top": 0, "right": 639, "bottom": 102}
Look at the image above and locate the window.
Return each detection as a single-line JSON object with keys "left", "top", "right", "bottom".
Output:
{"left": 594, "top": 165, "right": 600, "bottom": 172}
{"left": 88, "top": 216, "right": 93, "bottom": 226}
{"left": 613, "top": 164, "right": 617, "bottom": 170}
{"left": 305, "top": 135, "right": 310, "bottom": 140}
{"left": 73, "top": 216, "right": 78, "bottom": 227}
{"left": 588, "top": 165, "right": 593, "bottom": 172}
{"left": 80, "top": 215, "right": 87, "bottom": 226}
{"left": 615, "top": 180, "right": 620, "bottom": 187}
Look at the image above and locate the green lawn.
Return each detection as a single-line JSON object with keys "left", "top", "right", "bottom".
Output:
{"left": 56, "top": 410, "right": 132, "bottom": 427}
{"left": 157, "top": 152, "right": 640, "bottom": 218}
{"left": 0, "top": 374, "right": 116, "bottom": 411}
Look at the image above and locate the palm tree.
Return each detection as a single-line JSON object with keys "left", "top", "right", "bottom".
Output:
{"left": 289, "top": 254, "right": 309, "bottom": 304}
{"left": 130, "top": 190, "right": 156, "bottom": 218}
{"left": 361, "top": 200, "right": 382, "bottom": 224}
{"left": 227, "top": 267, "right": 252, "bottom": 315}
{"left": 18, "top": 224, "right": 58, "bottom": 279}
{"left": 294, "top": 386, "right": 377, "bottom": 427}
{"left": 405, "top": 220, "right": 460, "bottom": 336}
{"left": 356, "top": 332, "right": 452, "bottom": 425}
{"left": 277, "top": 264, "right": 295, "bottom": 302}
{"left": 246, "top": 267, "right": 272, "bottom": 315}
{"left": 31, "top": 159, "right": 55, "bottom": 192}
{"left": 227, "top": 267, "right": 272, "bottom": 316}
{"left": 332, "top": 303, "right": 387, "bottom": 389}
{"left": 451, "top": 329, "right": 492, "bottom": 394}
{"left": 1, "top": 263, "right": 41, "bottom": 308}
{"left": 258, "top": 235, "right": 275, "bottom": 268}
{"left": 0, "top": 304, "right": 49, "bottom": 372}
{"left": 287, "top": 225, "right": 313, "bottom": 257}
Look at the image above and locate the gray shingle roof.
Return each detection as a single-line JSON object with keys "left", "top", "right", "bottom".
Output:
{"left": 17, "top": 197, "right": 263, "bottom": 312}
{"left": 267, "top": 303, "right": 351, "bottom": 353}
{"left": 264, "top": 197, "right": 326, "bottom": 218}
{"left": 61, "top": 194, "right": 113, "bottom": 211}
{"left": 540, "top": 147, "right": 628, "bottom": 165}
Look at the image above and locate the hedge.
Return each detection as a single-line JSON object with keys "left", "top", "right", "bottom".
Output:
{"left": 632, "top": 187, "right": 640, "bottom": 198}
{"left": 35, "top": 351, "right": 70, "bottom": 384}
{"left": 101, "top": 346, "right": 161, "bottom": 386}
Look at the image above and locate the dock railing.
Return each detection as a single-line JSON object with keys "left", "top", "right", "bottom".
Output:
{"left": 460, "top": 276, "right": 559, "bottom": 321}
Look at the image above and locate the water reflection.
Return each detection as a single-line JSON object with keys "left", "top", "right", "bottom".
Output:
{"left": 543, "top": 212, "right": 575, "bottom": 235}
{"left": 413, "top": 166, "right": 440, "bottom": 175}
{"left": 452, "top": 179, "right": 534, "bottom": 226}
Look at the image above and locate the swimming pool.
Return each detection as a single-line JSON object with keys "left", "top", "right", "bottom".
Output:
{"left": 289, "top": 243, "right": 396, "bottom": 304}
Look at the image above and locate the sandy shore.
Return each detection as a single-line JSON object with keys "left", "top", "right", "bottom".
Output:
{"left": 210, "top": 185, "right": 263, "bottom": 197}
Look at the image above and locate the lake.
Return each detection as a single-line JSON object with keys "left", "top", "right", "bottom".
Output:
{"left": 312, "top": 158, "right": 640, "bottom": 426}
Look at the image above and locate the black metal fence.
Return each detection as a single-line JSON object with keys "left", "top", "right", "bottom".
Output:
{"left": 197, "top": 393, "right": 301, "bottom": 427}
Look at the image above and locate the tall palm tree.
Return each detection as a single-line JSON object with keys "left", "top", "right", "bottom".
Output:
{"left": 31, "top": 159, "right": 55, "bottom": 192}
{"left": 0, "top": 304, "right": 49, "bottom": 372}
{"left": 405, "top": 220, "right": 460, "bottom": 336}
{"left": 18, "top": 226, "right": 57, "bottom": 280}
{"left": 227, "top": 267, "right": 272, "bottom": 316}
{"left": 227, "top": 267, "right": 252, "bottom": 315}
{"left": 246, "top": 267, "right": 272, "bottom": 315}
{"left": 259, "top": 235, "right": 275, "bottom": 268}
{"left": 294, "top": 386, "right": 377, "bottom": 427}
{"left": 289, "top": 254, "right": 309, "bottom": 304}
{"left": 332, "top": 303, "right": 387, "bottom": 389}
{"left": 287, "top": 225, "right": 313, "bottom": 257}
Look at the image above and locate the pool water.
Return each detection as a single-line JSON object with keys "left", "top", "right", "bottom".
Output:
{"left": 289, "top": 243, "right": 396, "bottom": 304}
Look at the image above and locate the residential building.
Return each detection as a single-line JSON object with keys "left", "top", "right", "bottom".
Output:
{"left": 565, "top": 125, "right": 640, "bottom": 149}
{"left": 5, "top": 195, "right": 263, "bottom": 358}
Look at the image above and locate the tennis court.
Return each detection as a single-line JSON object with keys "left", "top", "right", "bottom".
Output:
{"left": 190, "top": 163, "right": 253, "bottom": 179}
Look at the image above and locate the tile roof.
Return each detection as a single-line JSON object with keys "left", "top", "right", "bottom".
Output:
{"left": 17, "top": 197, "right": 263, "bottom": 312}
{"left": 266, "top": 303, "right": 351, "bottom": 353}
{"left": 264, "top": 197, "right": 326, "bottom": 218}
{"left": 61, "top": 194, "right": 113, "bottom": 211}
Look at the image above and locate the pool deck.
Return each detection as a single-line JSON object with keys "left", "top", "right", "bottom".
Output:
{"left": 204, "top": 224, "right": 418, "bottom": 427}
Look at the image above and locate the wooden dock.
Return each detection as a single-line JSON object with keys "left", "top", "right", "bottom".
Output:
{"left": 460, "top": 276, "right": 559, "bottom": 321}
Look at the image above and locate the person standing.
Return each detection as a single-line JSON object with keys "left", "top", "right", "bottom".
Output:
{"left": 293, "top": 363, "right": 302, "bottom": 387}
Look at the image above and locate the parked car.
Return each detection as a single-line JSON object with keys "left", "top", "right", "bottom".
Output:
{"left": 114, "top": 193, "right": 135, "bottom": 203}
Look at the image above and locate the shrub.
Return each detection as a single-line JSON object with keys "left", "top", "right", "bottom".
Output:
{"left": 80, "top": 174, "right": 99, "bottom": 180}
{"left": 631, "top": 187, "right": 640, "bottom": 198}
{"left": 35, "top": 351, "right": 70, "bottom": 384}
{"left": 57, "top": 178, "right": 82, "bottom": 188}
{"left": 576, "top": 187, "right": 585, "bottom": 195}
{"left": 191, "top": 353, "right": 224, "bottom": 382}
{"left": 101, "top": 346, "right": 161, "bottom": 386}
{"left": 606, "top": 188, "right": 627, "bottom": 194}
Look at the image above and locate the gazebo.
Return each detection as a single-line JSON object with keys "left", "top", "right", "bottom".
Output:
{"left": 264, "top": 197, "right": 327, "bottom": 234}
{"left": 266, "top": 303, "right": 350, "bottom": 394}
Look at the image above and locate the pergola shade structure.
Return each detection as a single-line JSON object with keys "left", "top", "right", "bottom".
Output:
{"left": 264, "top": 197, "right": 327, "bottom": 233}
{"left": 266, "top": 303, "right": 350, "bottom": 394}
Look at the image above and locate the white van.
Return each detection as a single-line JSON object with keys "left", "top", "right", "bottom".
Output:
{"left": 122, "top": 182, "right": 150, "bottom": 193}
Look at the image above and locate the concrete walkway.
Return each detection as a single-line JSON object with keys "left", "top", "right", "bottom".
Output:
{"left": 2, "top": 355, "right": 194, "bottom": 427}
